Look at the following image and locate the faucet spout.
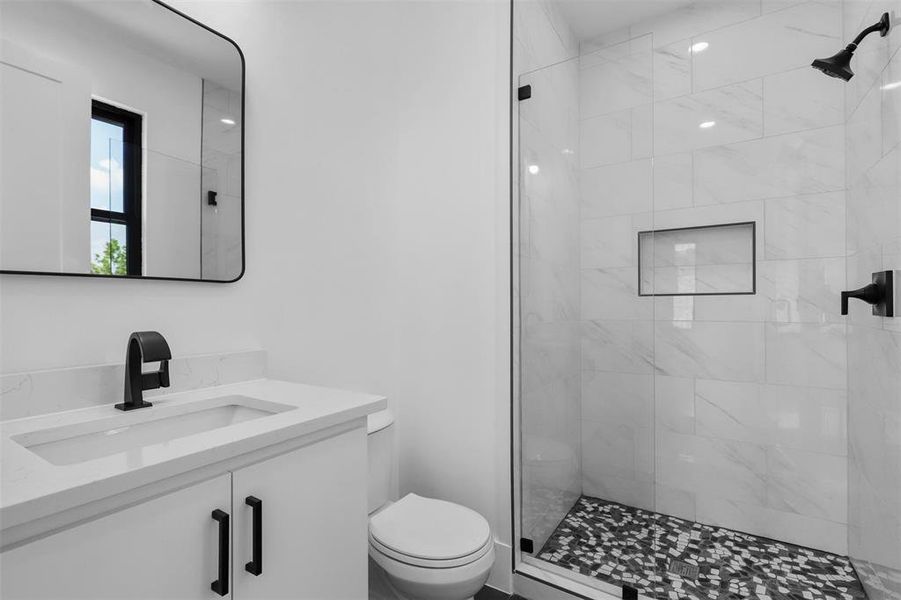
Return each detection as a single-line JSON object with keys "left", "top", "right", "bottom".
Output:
{"left": 115, "top": 331, "right": 172, "bottom": 411}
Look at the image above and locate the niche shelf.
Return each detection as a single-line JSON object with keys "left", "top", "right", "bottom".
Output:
{"left": 638, "top": 222, "right": 756, "bottom": 296}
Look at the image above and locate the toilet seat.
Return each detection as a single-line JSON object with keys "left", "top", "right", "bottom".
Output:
{"left": 369, "top": 493, "right": 491, "bottom": 568}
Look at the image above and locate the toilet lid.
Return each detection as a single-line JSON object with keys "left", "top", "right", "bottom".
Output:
{"left": 369, "top": 493, "right": 491, "bottom": 561}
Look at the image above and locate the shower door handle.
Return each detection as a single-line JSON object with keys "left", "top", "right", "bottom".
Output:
{"left": 841, "top": 271, "right": 894, "bottom": 316}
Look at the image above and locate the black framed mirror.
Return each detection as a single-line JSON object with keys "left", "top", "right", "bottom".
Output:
{"left": 0, "top": 0, "right": 245, "bottom": 282}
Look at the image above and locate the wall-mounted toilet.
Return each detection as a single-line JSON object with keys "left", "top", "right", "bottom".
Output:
{"left": 367, "top": 409, "right": 495, "bottom": 600}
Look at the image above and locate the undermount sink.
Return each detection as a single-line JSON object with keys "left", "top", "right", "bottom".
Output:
{"left": 12, "top": 395, "right": 294, "bottom": 466}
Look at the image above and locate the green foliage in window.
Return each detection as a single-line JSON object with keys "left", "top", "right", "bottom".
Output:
{"left": 91, "top": 239, "right": 128, "bottom": 275}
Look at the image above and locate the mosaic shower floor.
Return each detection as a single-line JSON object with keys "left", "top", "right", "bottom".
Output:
{"left": 538, "top": 496, "right": 867, "bottom": 600}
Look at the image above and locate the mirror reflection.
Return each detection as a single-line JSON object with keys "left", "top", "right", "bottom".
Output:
{"left": 0, "top": 0, "right": 244, "bottom": 281}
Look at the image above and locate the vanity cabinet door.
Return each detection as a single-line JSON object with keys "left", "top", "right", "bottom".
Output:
{"left": 231, "top": 427, "right": 368, "bottom": 599}
{"left": 0, "top": 474, "right": 232, "bottom": 600}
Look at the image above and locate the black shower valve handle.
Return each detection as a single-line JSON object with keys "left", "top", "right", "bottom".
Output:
{"left": 841, "top": 283, "right": 883, "bottom": 315}
{"left": 841, "top": 271, "right": 894, "bottom": 317}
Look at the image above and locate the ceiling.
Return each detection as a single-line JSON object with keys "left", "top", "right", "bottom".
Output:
{"left": 554, "top": 0, "right": 696, "bottom": 41}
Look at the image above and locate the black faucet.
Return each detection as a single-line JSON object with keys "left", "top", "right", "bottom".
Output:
{"left": 115, "top": 331, "right": 172, "bottom": 411}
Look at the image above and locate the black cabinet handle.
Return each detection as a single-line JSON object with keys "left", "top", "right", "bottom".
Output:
{"left": 211, "top": 509, "right": 229, "bottom": 596}
{"left": 245, "top": 496, "right": 262, "bottom": 576}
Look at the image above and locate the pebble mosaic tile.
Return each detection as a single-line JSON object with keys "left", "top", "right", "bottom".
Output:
{"left": 537, "top": 496, "right": 868, "bottom": 600}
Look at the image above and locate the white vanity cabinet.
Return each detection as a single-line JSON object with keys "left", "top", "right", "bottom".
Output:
{"left": 0, "top": 427, "right": 368, "bottom": 600}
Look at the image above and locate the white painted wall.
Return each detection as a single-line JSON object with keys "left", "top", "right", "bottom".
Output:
{"left": 1, "top": 0, "right": 513, "bottom": 591}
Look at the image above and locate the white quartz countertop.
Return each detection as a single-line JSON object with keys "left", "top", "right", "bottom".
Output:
{"left": 0, "top": 379, "right": 386, "bottom": 530}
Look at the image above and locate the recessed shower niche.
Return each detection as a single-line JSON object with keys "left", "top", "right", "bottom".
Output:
{"left": 638, "top": 222, "right": 756, "bottom": 296}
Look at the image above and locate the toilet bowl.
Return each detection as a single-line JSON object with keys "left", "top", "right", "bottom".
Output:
{"left": 367, "top": 411, "right": 494, "bottom": 600}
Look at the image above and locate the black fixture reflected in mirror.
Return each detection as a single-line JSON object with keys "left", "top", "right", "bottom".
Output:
{"left": 116, "top": 331, "right": 171, "bottom": 411}
{"left": 812, "top": 12, "right": 890, "bottom": 81}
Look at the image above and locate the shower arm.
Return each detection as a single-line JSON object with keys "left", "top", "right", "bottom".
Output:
{"left": 848, "top": 12, "right": 891, "bottom": 50}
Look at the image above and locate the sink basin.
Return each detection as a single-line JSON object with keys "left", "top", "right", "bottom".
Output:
{"left": 12, "top": 395, "right": 294, "bottom": 466}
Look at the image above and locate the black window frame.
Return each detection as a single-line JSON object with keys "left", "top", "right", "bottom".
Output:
{"left": 91, "top": 100, "right": 143, "bottom": 276}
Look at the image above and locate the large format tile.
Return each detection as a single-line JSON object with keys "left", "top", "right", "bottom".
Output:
{"left": 580, "top": 215, "right": 633, "bottom": 268}
{"left": 652, "top": 152, "right": 693, "bottom": 210}
{"left": 694, "top": 125, "right": 844, "bottom": 205}
{"left": 582, "top": 371, "right": 653, "bottom": 425}
{"left": 580, "top": 50, "right": 651, "bottom": 118}
{"left": 579, "top": 110, "right": 632, "bottom": 168}
{"left": 654, "top": 375, "right": 695, "bottom": 434}
{"left": 763, "top": 66, "right": 844, "bottom": 136}
{"left": 758, "top": 257, "right": 846, "bottom": 324}
{"left": 582, "top": 419, "right": 654, "bottom": 484}
{"left": 653, "top": 39, "right": 691, "bottom": 101}
{"left": 692, "top": 1, "right": 842, "bottom": 91}
{"left": 766, "top": 445, "right": 847, "bottom": 522}
{"left": 765, "top": 322, "right": 846, "bottom": 389}
{"left": 582, "top": 320, "right": 654, "bottom": 374}
{"left": 581, "top": 159, "right": 652, "bottom": 218}
{"left": 764, "top": 191, "right": 846, "bottom": 259}
{"left": 694, "top": 495, "right": 848, "bottom": 555}
{"left": 581, "top": 268, "right": 652, "bottom": 321}
{"left": 654, "top": 80, "right": 763, "bottom": 155}
{"left": 656, "top": 430, "right": 767, "bottom": 505}
{"left": 694, "top": 379, "right": 848, "bottom": 455}
{"left": 655, "top": 321, "right": 765, "bottom": 382}
{"left": 630, "top": 1, "right": 762, "bottom": 49}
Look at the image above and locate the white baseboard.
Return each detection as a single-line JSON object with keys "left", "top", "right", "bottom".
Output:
{"left": 486, "top": 540, "right": 513, "bottom": 593}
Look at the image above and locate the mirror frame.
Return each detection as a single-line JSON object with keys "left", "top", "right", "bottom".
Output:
{"left": 0, "top": 0, "right": 246, "bottom": 283}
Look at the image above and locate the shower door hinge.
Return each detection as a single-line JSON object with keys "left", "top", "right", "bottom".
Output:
{"left": 519, "top": 538, "right": 534, "bottom": 553}
{"left": 622, "top": 585, "right": 638, "bottom": 600}
{"left": 518, "top": 85, "right": 532, "bottom": 101}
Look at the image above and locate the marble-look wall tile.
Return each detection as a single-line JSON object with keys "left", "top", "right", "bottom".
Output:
{"left": 694, "top": 495, "right": 848, "bottom": 555}
{"left": 580, "top": 215, "right": 633, "bottom": 268}
{"left": 655, "top": 484, "right": 697, "bottom": 521}
{"left": 765, "top": 322, "right": 846, "bottom": 389}
{"left": 764, "top": 191, "right": 846, "bottom": 259}
{"left": 654, "top": 375, "right": 695, "bottom": 434}
{"left": 654, "top": 80, "right": 763, "bottom": 155}
{"left": 0, "top": 350, "right": 267, "bottom": 421}
{"left": 652, "top": 153, "right": 693, "bottom": 210}
{"left": 579, "top": 110, "right": 633, "bottom": 168}
{"left": 766, "top": 446, "right": 847, "bottom": 522}
{"left": 582, "top": 419, "right": 654, "bottom": 484}
{"left": 653, "top": 39, "right": 691, "bottom": 101}
{"left": 629, "top": 1, "right": 762, "bottom": 49}
{"left": 582, "top": 268, "right": 652, "bottom": 321}
{"left": 759, "top": 257, "right": 846, "bottom": 324}
{"left": 656, "top": 431, "right": 767, "bottom": 505}
{"left": 847, "top": 81, "right": 884, "bottom": 186}
{"left": 581, "top": 159, "right": 652, "bottom": 218}
{"left": 521, "top": 321, "right": 581, "bottom": 393}
{"left": 582, "top": 371, "right": 653, "bottom": 425}
{"left": 513, "top": 0, "right": 578, "bottom": 76}
{"left": 882, "top": 52, "right": 901, "bottom": 155}
{"left": 763, "top": 67, "right": 844, "bottom": 136}
{"left": 655, "top": 321, "right": 765, "bottom": 382}
{"left": 694, "top": 125, "right": 844, "bottom": 205}
{"left": 692, "top": 1, "right": 841, "bottom": 91}
{"left": 582, "top": 320, "right": 654, "bottom": 374}
{"left": 579, "top": 50, "right": 651, "bottom": 118}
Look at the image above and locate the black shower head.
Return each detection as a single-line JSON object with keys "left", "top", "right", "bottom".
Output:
{"left": 811, "top": 12, "right": 890, "bottom": 81}
{"left": 812, "top": 47, "right": 855, "bottom": 81}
